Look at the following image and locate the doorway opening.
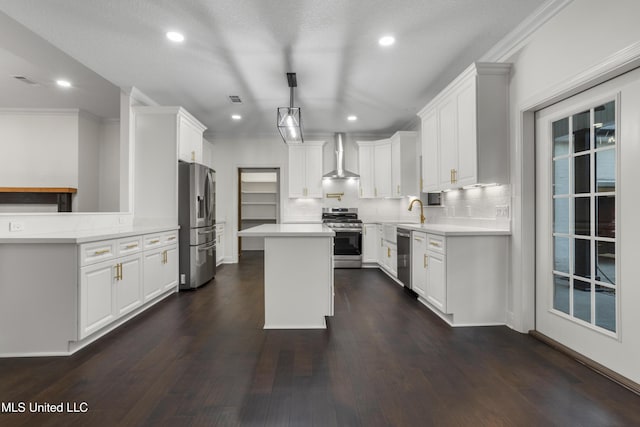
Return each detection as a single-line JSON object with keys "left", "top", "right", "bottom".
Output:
{"left": 237, "top": 168, "right": 280, "bottom": 255}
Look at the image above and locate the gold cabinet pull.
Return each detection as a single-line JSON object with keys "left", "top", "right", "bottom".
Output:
{"left": 114, "top": 263, "right": 122, "bottom": 280}
{"left": 125, "top": 243, "right": 138, "bottom": 249}
{"left": 94, "top": 249, "right": 110, "bottom": 255}
{"left": 430, "top": 241, "right": 441, "bottom": 248}
{"left": 168, "top": 236, "right": 176, "bottom": 241}
{"left": 452, "top": 169, "right": 457, "bottom": 184}
{"left": 424, "top": 254, "right": 428, "bottom": 268}
{"left": 397, "top": 184, "right": 400, "bottom": 195}
{"left": 149, "top": 239, "right": 160, "bottom": 244}
{"left": 387, "top": 247, "right": 391, "bottom": 257}
{"left": 450, "top": 169, "right": 454, "bottom": 184}
{"left": 119, "top": 263, "right": 123, "bottom": 280}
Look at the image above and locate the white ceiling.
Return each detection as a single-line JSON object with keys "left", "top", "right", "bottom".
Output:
{"left": 0, "top": 0, "right": 547, "bottom": 138}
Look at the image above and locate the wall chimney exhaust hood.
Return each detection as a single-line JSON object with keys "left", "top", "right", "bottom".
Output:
{"left": 323, "top": 133, "right": 359, "bottom": 179}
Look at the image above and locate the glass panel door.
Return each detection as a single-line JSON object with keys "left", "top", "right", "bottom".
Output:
{"left": 550, "top": 100, "right": 617, "bottom": 333}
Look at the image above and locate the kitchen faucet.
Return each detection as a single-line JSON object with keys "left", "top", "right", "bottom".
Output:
{"left": 408, "top": 199, "right": 426, "bottom": 224}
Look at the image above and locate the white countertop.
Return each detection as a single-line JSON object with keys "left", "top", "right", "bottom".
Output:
{"left": 238, "top": 224, "right": 335, "bottom": 237}
{"left": 0, "top": 224, "right": 179, "bottom": 244}
{"left": 394, "top": 223, "right": 511, "bottom": 236}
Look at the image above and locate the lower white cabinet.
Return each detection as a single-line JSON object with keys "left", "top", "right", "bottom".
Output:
{"left": 143, "top": 244, "right": 178, "bottom": 300}
{"left": 410, "top": 232, "right": 508, "bottom": 326}
{"left": 216, "top": 223, "right": 225, "bottom": 266}
{"left": 362, "top": 224, "right": 378, "bottom": 263}
{"left": 116, "top": 254, "right": 144, "bottom": 316}
{"left": 411, "top": 232, "right": 427, "bottom": 298}
{"left": 79, "top": 230, "right": 178, "bottom": 340}
{"left": 425, "top": 250, "right": 446, "bottom": 312}
{"left": 80, "top": 260, "right": 118, "bottom": 339}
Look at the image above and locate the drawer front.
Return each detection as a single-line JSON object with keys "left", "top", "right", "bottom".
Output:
{"left": 162, "top": 231, "right": 178, "bottom": 246}
{"left": 426, "top": 234, "right": 445, "bottom": 253}
{"left": 117, "top": 236, "right": 143, "bottom": 256}
{"left": 80, "top": 240, "right": 117, "bottom": 266}
{"left": 144, "top": 233, "right": 164, "bottom": 249}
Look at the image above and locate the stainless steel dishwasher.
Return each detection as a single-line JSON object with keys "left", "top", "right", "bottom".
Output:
{"left": 396, "top": 228, "right": 411, "bottom": 290}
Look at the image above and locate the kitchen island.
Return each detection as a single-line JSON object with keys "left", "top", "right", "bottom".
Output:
{"left": 237, "top": 224, "right": 335, "bottom": 329}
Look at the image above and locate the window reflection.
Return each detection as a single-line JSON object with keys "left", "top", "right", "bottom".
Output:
{"left": 596, "top": 241, "right": 615, "bottom": 285}
{"left": 553, "top": 275, "right": 570, "bottom": 315}
{"left": 573, "top": 110, "right": 590, "bottom": 152}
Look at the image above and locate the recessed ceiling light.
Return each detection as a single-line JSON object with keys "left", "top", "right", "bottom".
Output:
{"left": 231, "top": 114, "right": 242, "bottom": 120}
{"left": 166, "top": 31, "right": 185, "bottom": 43}
{"left": 378, "top": 35, "right": 395, "bottom": 47}
{"left": 347, "top": 115, "right": 358, "bottom": 121}
{"left": 56, "top": 79, "right": 72, "bottom": 88}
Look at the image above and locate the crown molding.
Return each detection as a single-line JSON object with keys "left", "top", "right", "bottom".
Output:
{"left": 480, "top": 0, "right": 574, "bottom": 62}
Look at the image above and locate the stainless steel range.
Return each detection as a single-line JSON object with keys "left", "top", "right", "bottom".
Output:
{"left": 322, "top": 208, "right": 362, "bottom": 268}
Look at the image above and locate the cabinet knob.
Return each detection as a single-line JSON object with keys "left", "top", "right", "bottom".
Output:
{"left": 424, "top": 254, "right": 428, "bottom": 268}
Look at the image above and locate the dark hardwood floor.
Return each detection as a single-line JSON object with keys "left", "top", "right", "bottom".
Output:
{"left": 1, "top": 251, "right": 639, "bottom": 426}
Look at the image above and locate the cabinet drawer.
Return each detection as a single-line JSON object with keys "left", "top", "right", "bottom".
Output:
{"left": 144, "top": 233, "right": 164, "bottom": 249}
{"left": 426, "top": 234, "right": 445, "bottom": 254}
{"left": 80, "top": 240, "right": 117, "bottom": 266}
{"left": 117, "top": 236, "right": 142, "bottom": 256}
{"left": 162, "top": 231, "right": 178, "bottom": 246}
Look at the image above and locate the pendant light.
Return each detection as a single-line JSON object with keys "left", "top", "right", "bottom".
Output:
{"left": 277, "top": 72, "right": 304, "bottom": 144}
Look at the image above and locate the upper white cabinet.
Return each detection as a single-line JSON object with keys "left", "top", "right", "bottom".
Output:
{"left": 178, "top": 112, "right": 206, "bottom": 163}
{"left": 133, "top": 106, "right": 207, "bottom": 222}
{"left": 418, "top": 62, "right": 511, "bottom": 191}
{"left": 391, "top": 131, "right": 418, "bottom": 197}
{"left": 357, "top": 131, "right": 418, "bottom": 198}
{"left": 288, "top": 141, "right": 325, "bottom": 198}
{"left": 357, "top": 143, "right": 376, "bottom": 198}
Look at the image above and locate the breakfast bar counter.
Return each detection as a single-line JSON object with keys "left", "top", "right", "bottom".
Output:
{"left": 238, "top": 224, "right": 335, "bottom": 329}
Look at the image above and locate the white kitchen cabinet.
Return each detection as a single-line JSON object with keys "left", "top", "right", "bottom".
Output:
{"left": 362, "top": 224, "right": 379, "bottom": 264}
{"left": 116, "top": 253, "right": 143, "bottom": 317}
{"left": 411, "top": 231, "right": 427, "bottom": 298}
{"left": 358, "top": 144, "right": 375, "bottom": 198}
{"left": 288, "top": 141, "right": 325, "bottom": 198}
{"left": 411, "top": 232, "right": 508, "bottom": 326}
{"left": 133, "top": 106, "right": 206, "bottom": 222}
{"left": 417, "top": 62, "right": 511, "bottom": 190}
{"left": 376, "top": 225, "right": 385, "bottom": 265}
{"left": 358, "top": 139, "right": 391, "bottom": 198}
{"left": 420, "top": 110, "right": 439, "bottom": 193}
{"left": 178, "top": 112, "right": 206, "bottom": 163}
{"left": 373, "top": 141, "right": 392, "bottom": 198}
{"left": 358, "top": 133, "right": 418, "bottom": 198}
{"left": 216, "top": 223, "right": 225, "bottom": 266}
{"left": 143, "top": 243, "right": 178, "bottom": 300}
{"left": 425, "top": 250, "right": 446, "bottom": 312}
{"left": 391, "top": 131, "right": 418, "bottom": 197}
{"left": 80, "top": 260, "right": 117, "bottom": 339}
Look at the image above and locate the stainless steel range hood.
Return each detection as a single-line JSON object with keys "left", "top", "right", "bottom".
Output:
{"left": 322, "top": 133, "right": 359, "bottom": 179}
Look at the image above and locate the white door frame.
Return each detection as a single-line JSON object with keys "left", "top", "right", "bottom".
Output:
{"left": 512, "top": 41, "right": 640, "bottom": 333}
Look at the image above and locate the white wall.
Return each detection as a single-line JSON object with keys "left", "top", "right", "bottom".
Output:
{"left": 77, "top": 112, "right": 101, "bottom": 211}
{"left": 0, "top": 110, "right": 78, "bottom": 188}
{"left": 99, "top": 119, "right": 121, "bottom": 212}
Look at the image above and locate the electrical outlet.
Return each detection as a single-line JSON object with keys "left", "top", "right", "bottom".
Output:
{"left": 180, "top": 274, "right": 186, "bottom": 285}
{"left": 495, "top": 205, "right": 510, "bottom": 218}
{"left": 9, "top": 222, "right": 25, "bottom": 232}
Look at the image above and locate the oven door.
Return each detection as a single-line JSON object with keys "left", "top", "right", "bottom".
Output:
{"left": 332, "top": 229, "right": 362, "bottom": 255}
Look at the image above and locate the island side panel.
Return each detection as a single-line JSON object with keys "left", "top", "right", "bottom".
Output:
{"left": 263, "top": 236, "right": 333, "bottom": 329}
{"left": 0, "top": 244, "right": 77, "bottom": 356}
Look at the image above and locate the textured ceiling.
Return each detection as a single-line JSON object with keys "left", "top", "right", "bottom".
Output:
{"left": 0, "top": 0, "right": 546, "bottom": 138}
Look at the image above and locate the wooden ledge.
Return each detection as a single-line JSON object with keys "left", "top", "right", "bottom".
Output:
{"left": 0, "top": 187, "right": 77, "bottom": 193}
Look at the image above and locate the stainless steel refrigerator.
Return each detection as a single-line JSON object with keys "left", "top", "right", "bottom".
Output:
{"left": 178, "top": 161, "right": 216, "bottom": 290}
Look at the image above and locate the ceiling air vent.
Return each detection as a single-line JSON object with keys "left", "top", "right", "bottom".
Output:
{"left": 12, "top": 75, "right": 39, "bottom": 86}
{"left": 229, "top": 95, "right": 242, "bottom": 103}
